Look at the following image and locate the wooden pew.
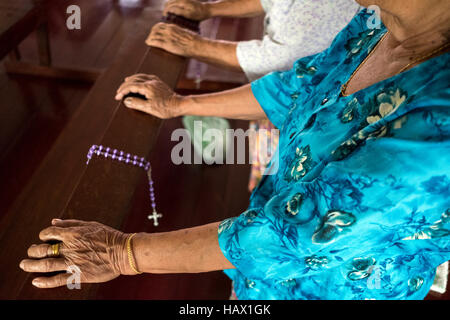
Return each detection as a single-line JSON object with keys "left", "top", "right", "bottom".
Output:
{"left": 0, "top": 8, "right": 196, "bottom": 299}
{"left": 0, "top": 0, "right": 100, "bottom": 82}
{"left": 0, "top": 0, "right": 45, "bottom": 61}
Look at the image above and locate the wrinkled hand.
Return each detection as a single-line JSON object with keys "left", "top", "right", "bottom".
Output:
{"left": 146, "top": 22, "right": 202, "bottom": 57}
{"left": 19, "top": 219, "right": 133, "bottom": 289}
{"left": 115, "top": 74, "right": 182, "bottom": 119}
{"left": 163, "top": 0, "right": 210, "bottom": 21}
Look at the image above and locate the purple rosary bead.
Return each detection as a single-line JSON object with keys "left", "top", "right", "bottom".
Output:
{"left": 86, "top": 144, "right": 161, "bottom": 226}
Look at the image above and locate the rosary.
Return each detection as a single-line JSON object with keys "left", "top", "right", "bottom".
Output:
{"left": 86, "top": 145, "right": 162, "bottom": 226}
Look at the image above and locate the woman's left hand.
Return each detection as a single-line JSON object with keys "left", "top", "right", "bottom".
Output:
{"left": 19, "top": 219, "right": 133, "bottom": 289}
{"left": 146, "top": 22, "right": 203, "bottom": 57}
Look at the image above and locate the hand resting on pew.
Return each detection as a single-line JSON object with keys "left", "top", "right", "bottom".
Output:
{"left": 146, "top": 22, "right": 242, "bottom": 71}
{"left": 147, "top": 0, "right": 264, "bottom": 70}
{"left": 163, "top": 0, "right": 265, "bottom": 20}
{"left": 115, "top": 73, "right": 181, "bottom": 119}
{"left": 19, "top": 219, "right": 235, "bottom": 288}
{"left": 163, "top": 0, "right": 211, "bottom": 21}
{"left": 115, "top": 73, "right": 268, "bottom": 121}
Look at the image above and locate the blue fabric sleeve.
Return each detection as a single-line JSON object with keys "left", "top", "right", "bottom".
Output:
{"left": 250, "top": 55, "right": 318, "bottom": 129}
{"left": 251, "top": 72, "right": 292, "bottom": 129}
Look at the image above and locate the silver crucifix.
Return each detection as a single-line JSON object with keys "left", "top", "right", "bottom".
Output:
{"left": 148, "top": 210, "right": 163, "bottom": 226}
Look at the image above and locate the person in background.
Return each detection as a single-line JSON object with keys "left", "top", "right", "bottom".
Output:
{"left": 147, "top": 0, "right": 361, "bottom": 191}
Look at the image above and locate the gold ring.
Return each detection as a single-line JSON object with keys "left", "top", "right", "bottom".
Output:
{"left": 50, "top": 243, "right": 60, "bottom": 257}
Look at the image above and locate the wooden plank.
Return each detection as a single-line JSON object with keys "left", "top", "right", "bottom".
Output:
{"left": 0, "top": 0, "right": 35, "bottom": 34}
{"left": 0, "top": 9, "right": 192, "bottom": 299}
{"left": 0, "top": 0, "right": 43, "bottom": 60}
{"left": 3, "top": 61, "right": 101, "bottom": 82}
{"left": 8, "top": 47, "right": 21, "bottom": 61}
{"left": 35, "top": 20, "right": 51, "bottom": 66}
{"left": 0, "top": 4, "right": 144, "bottom": 219}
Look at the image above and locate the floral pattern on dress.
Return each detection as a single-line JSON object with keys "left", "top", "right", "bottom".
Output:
{"left": 312, "top": 210, "right": 357, "bottom": 244}
{"left": 285, "top": 145, "right": 314, "bottom": 182}
{"left": 305, "top": 255, "right": 329, "bottom": 270}
{"left": 402, "top": 209, "right": 450, "bottom": 240}
{"left": 285, "top": 193, "right": 303, "bottom": 216}
{"left": 344, "top": 28, "right": 383, "bottom": 62}
{"left": 339, "top": 98, "right": 360, "bottom": 123}
{"left": 295, "top": 61, "right": 318, "bottom": 78}
{"left": 346, "top": 257, "right": 377, "bottom": 281}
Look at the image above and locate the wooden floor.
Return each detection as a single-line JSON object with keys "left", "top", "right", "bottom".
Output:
{"left": 0, "top": 0, "right": 251, "bottom": 299}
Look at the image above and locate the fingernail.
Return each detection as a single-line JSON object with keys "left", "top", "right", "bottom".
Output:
{"left": 32, "top": 279, "right": 41, "bottom": 287}
{"left": 19, "top": 261, "right": 24, "bottom": 269}
{"left": 52, "top": 218, "right": 61, "bottom": 224}
{"left": 124, "top": 98, "right": 133, "bottom": 106}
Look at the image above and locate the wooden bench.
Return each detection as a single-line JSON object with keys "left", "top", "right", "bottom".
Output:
{"left": 0, "top": 5, "right": 196, "bottom": 299}
{"left": 0, "top": 0, "right": 100, "bottom": 82}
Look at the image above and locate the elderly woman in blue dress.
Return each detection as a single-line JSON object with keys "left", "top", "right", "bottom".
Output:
{"left": 20, "top": 0, "right": 450, "bottom": 300}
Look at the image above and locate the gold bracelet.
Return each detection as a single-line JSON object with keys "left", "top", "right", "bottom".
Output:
{"left": 126, "top": 233, "right": 143, "bottom": 274}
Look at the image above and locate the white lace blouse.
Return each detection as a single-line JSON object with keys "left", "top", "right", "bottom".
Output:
{"left": 236, "top": 0, "right": 361, "bottom": 81}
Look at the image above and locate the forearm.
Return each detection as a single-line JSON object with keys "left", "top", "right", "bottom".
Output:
{"left": 205, "top": 0, "right": 264, "bottom": 18}
{"left": 191, "top": 37, "right": 242, "bottom": 71}
{"left": 132, "top": 222, "right": 235, "bottom": 273}
{"left": 178, "top": 83, "right": 267, "bottom": 120}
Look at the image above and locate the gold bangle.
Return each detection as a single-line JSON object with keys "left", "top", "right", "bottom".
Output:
{"left": 126, "top": 233, "right": 143, "bottom": 274}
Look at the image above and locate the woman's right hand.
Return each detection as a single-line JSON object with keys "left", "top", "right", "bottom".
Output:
{"left": 163, "top": 0, "right": 211, "bottom": 21}
{"left": 115, "top": 74, "right": 183, "bottom": 119}
{"left": 19, "top": 219, "right": 133, "bottom": 288}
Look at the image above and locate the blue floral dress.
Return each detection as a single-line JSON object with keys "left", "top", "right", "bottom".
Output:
{"left": 218, "top": 10, "right": 450, "bottom": 300}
